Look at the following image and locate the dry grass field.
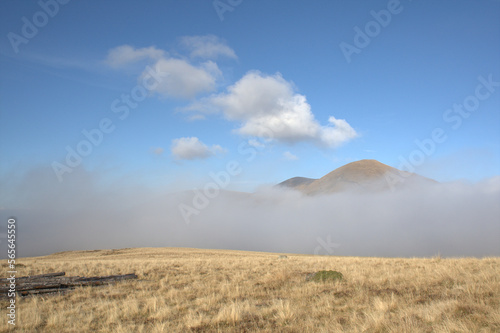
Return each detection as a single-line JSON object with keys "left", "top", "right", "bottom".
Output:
{"left": 1, "top": 247, "right": 499, "bottom": 332}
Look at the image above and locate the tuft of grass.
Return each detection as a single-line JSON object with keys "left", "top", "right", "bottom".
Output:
{"left": 308, "top": 270, "right": 343, "bottom": 282}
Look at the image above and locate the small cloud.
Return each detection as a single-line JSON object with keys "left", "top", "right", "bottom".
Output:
{"left": 145, "top": 58, "right": 219, "bottom": 99}
{"left": 150, "top": 147, "right": 164, "bottom": 155}
{"left": 320, "top": 116, "right": 358, "bottom": 147}
{"left": 105, "top": 45, "right": 164, "bottom": 68}
{"left": 105, "top": 45, "right": 221, "bottom": 100}
{"left": 180, "top": 35, "right": 237, "bottom": 60}
{"left": 283, "top": 151, "right": 298, "bottom": 161}
{"left": 171, "top": 137, "right": 225, "bottom": 160}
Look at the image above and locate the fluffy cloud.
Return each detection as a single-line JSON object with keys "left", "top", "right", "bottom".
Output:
{"left": 171, "top": 137, "right": 225, "bottom": 160}
{"left": 192, "top": 71, "right": 358, "bottom": 147}
{"left": 105, "top": 45, "right": 164, "bottom": 68}
{"left": 105, "top": 44, "right": 357, "bottom": 147}
{"left": 106, "top": 44, "right": 221, "bottom": 99}
{"left": 180, "top": 35, "right": 237, "bottom": 59}
{"left": 146, "top": 58, "right": 220, "bottom": 99}
{"left": 321, "top": 116, "right": 359, "bottom": 147}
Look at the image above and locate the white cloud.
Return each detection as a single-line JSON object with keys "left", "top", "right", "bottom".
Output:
{"left": 180, "top": 35, "right": 237, "bottom": 59}
{"left": 321, "top": 116, "right": 359, "bottom": 147}
{"left": 106, "top": 44, "right": 222, "bottom": 99}
{"left": 171, "top": 137, "right": 225, "bottom": 160}
{"left": 145, "top": 58, "right": 219, "bottom": 99}
{"left": 283, "top": 151, "right": 298, "bottom": 161}
{"left": 191, "top": 71, "right": 358, "bottom": 147}
{"left": 106, "top": 45, "right": 164, "bottom": 68}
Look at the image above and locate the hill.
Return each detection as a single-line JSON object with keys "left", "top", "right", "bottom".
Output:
{"left": 280, "top": 159, "right": 436, "bottom": 195}
{"left": 277, "top": 176, "right": 316, "bottom": 188}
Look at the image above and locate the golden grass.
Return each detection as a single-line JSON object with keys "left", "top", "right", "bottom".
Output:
{"left": 1, "top": 247, "right": 499, "bottom": 332}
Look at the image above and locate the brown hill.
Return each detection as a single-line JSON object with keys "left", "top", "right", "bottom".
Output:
{"left": 277, "top": 177, "right": 316, "bottom": 188}
{"left": 281, "top": 159, "right": 436, "bottom": 195}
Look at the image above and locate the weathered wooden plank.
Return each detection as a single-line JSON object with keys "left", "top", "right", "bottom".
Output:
{"left": 0, "top": 272, "right": 138, "bottom": 298}
{"left": 18, "top": 288, "right": 70, "bottom": 296}
{"left": 1, "top": 276, "right": 138, "bottom": 292}
{"left": 73, "top": 273, "right": 138, "bottom": 283}
{"left": 0, "top": 272, "right": 65, "bottom": 282}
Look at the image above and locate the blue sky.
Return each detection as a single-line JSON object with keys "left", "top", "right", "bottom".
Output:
{"left": 1, "top": 0, "right": 499, "bottom": 198}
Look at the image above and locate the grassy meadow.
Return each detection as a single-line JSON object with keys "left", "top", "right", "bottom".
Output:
{"left": 1, "top": 247, "right": 499, "bottom": 332}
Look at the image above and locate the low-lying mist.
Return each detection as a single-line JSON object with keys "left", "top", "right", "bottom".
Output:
{"left": 1, "top": 166, "right": 499, "bottom": 258}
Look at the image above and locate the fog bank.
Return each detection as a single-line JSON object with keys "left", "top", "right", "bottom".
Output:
{"left": 1, "top": 167, "right": 499, "bottom": 258}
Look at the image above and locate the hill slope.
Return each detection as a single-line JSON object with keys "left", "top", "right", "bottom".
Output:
{"left": 281, "top": 159, "right": 436, "bottom": 195}
{"left": 277, "top": 176, "right": 316, "bottom": 188}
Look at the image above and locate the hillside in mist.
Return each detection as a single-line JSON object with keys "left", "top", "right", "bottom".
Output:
{"left": 279, "top": 159, "right": 437, "bottom": 195}
{"left": 277, "top": 177, "right": 316, "bottom": 189}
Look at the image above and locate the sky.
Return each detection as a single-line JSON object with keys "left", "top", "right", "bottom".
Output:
{"left": 0, "top": 0, "right": 499, "bottom": 257}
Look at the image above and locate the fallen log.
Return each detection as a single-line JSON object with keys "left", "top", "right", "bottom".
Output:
{"left": 0, "top": 272, "right": 65, "bottom": 282}
{"left": 0, "top": 272, "right": 138, "bottom": 298}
